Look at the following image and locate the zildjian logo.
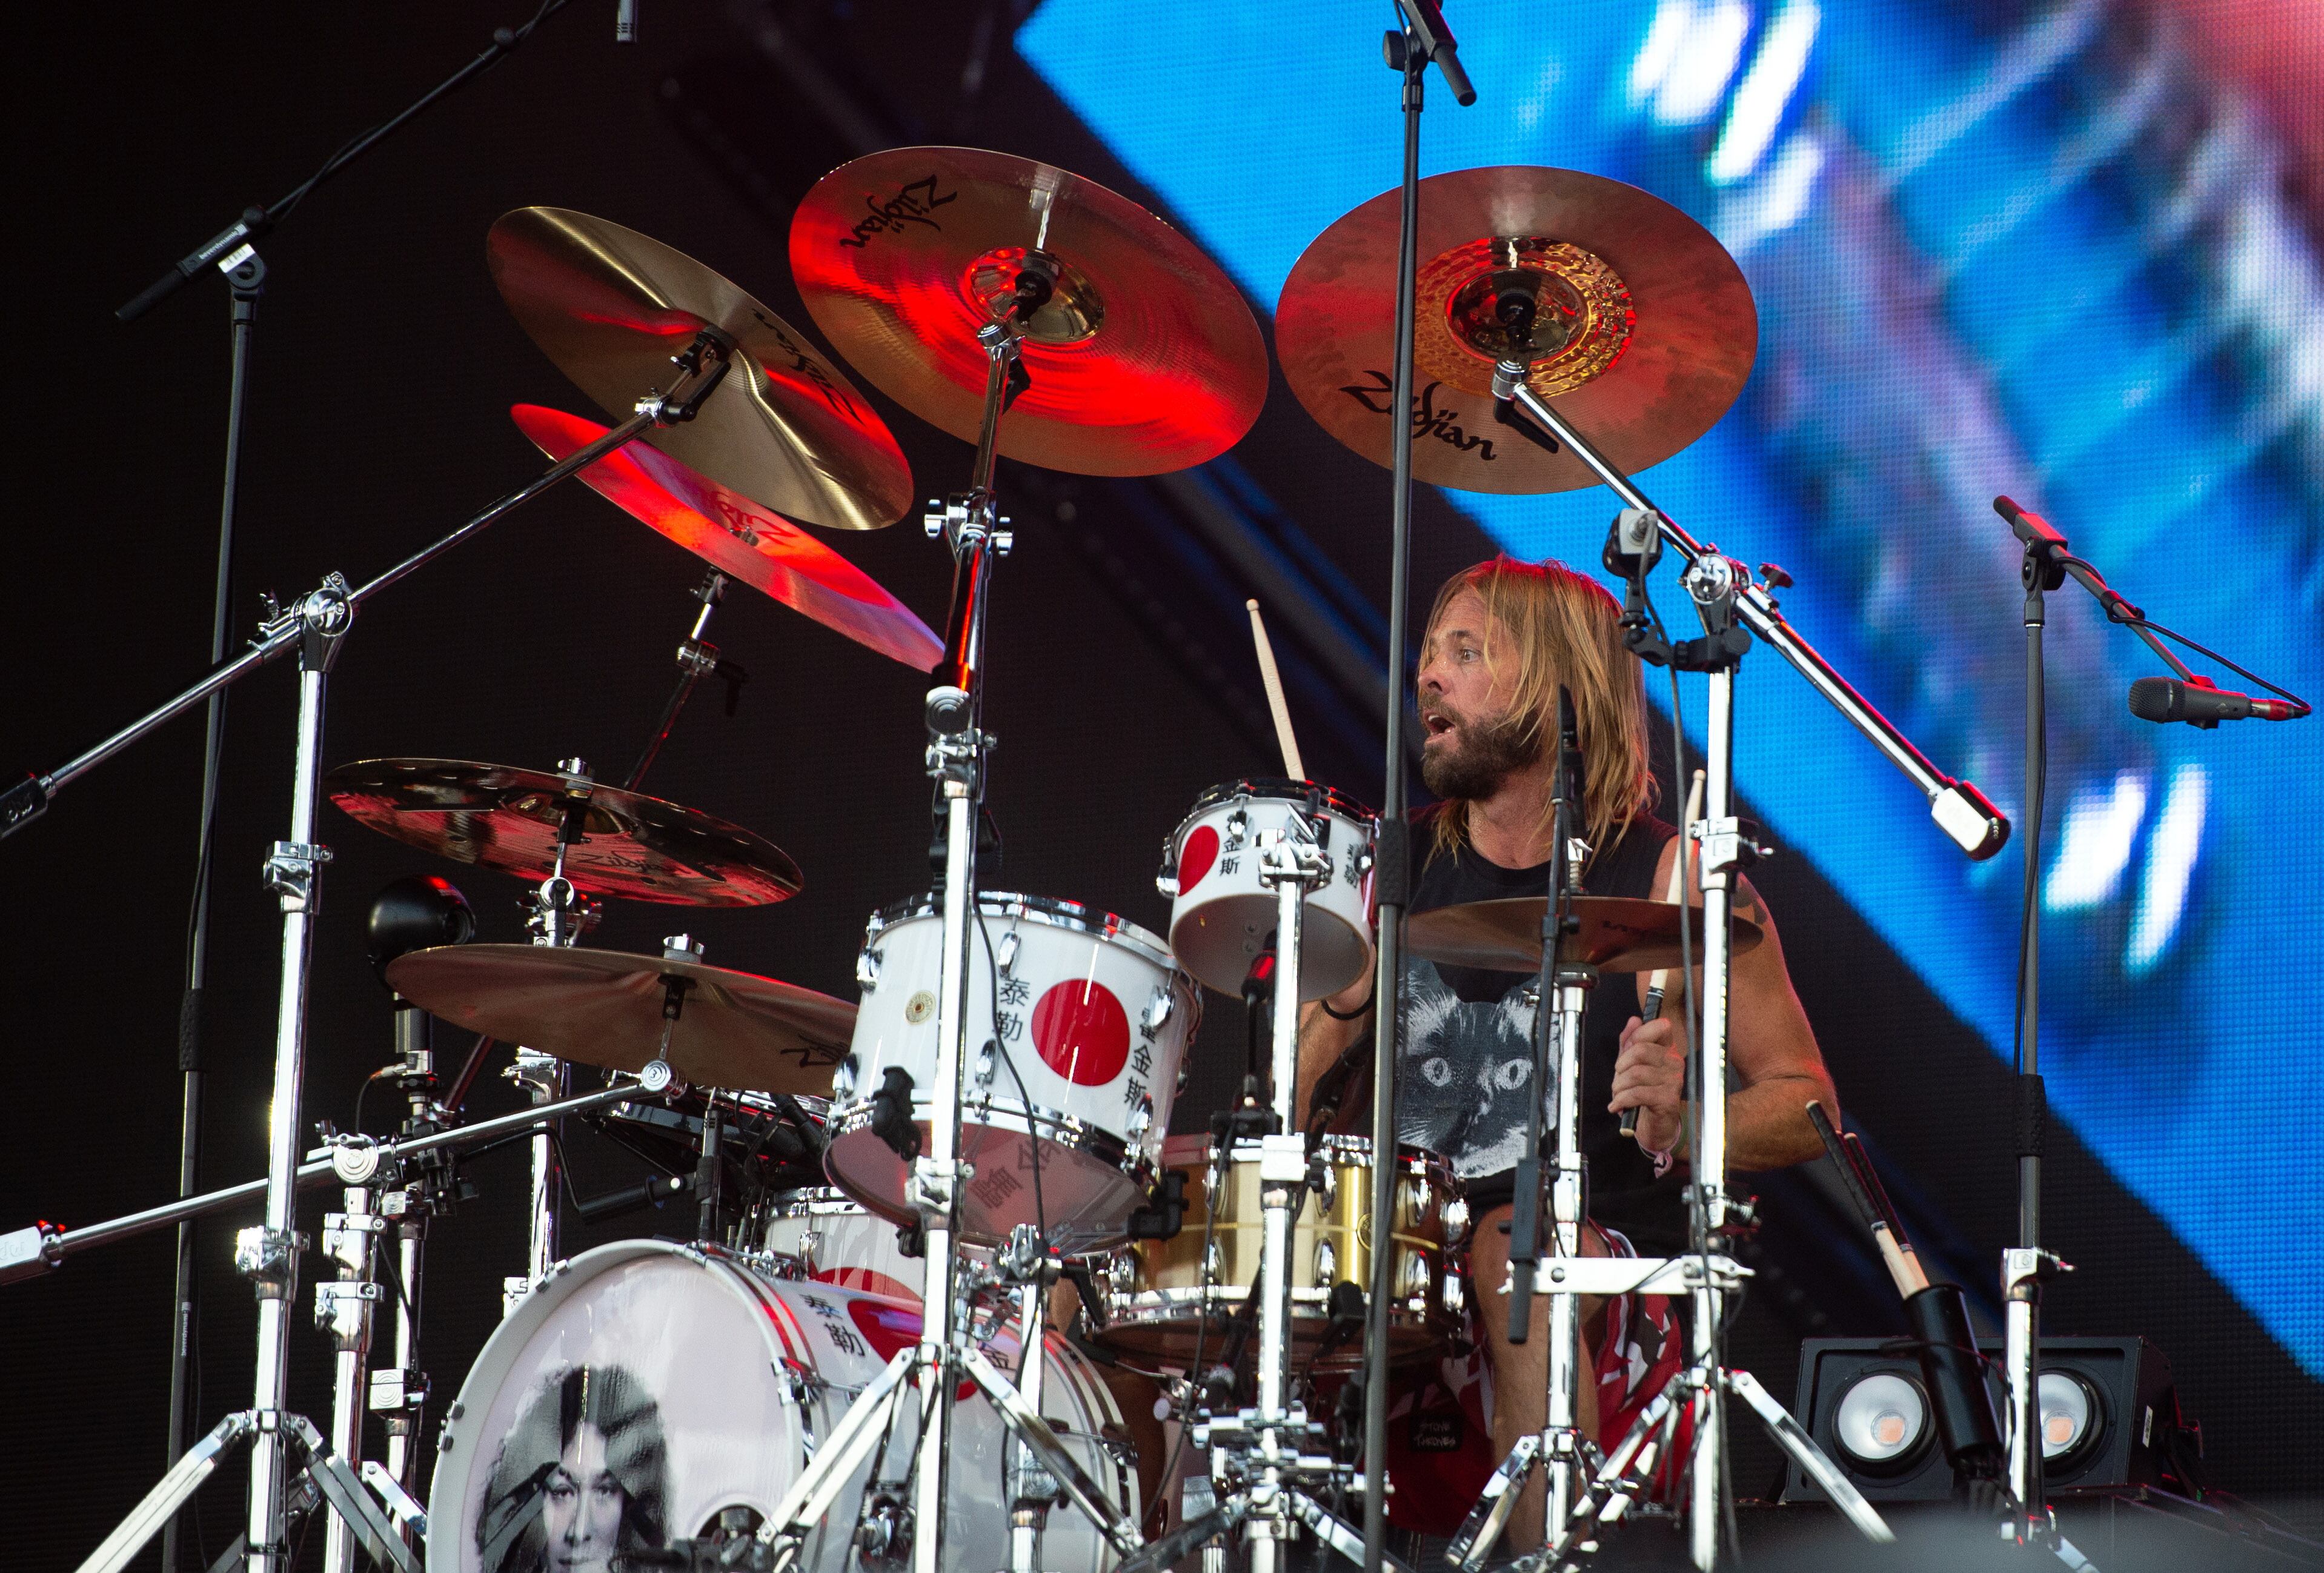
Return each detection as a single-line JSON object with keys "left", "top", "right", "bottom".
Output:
{"left": 1338, "top": 370, "right": 1516, "bottom": 460}
{"left": 838, "top": 175, "right": 957, "bottom": 250}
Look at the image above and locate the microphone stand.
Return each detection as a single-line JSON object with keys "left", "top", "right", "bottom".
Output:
{"left": 1363, "top": 9, "right": 1475, "bottom": 1569}
{"left": 1487, "top": 370, "right": 2003, "bottom": 1569}
{"left": 1988, "top": 495, "right": 2305, "bottom": 1555}
{"left": 113, "top": 15, "right": 573, "bottom": 1557}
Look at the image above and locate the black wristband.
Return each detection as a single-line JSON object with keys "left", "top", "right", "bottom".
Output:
{"left": 1319, "top": 983, "right": 1375, "bottom": 1020}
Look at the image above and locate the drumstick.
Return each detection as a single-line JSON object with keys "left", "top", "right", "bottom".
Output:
{"left": 1246, "top": 599, "right": 1306, "bottom": 781}
{"left": 1806, "top": 1101, "right": 1929, "bottom": 1297}
{"left": 1625, "top": 770, "right": 1704, "bottom": 1140}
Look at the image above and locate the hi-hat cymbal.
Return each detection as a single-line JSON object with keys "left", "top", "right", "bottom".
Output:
{"left": 488, "top": 206, "right": 913, "bottom": 530}
{"left": 512, "top": 404, "right": 943, "bottom": 671}
{"left": 386, "top": 943, "right": 850, "bottom": 1097}
{"left": 1404, "top": 896, "right": 1762, "bottom": 974}
{"left": 327, "top": 759, "right": 802, "bottom": 907}
{"left": 789, "top": 147, "right": 1267, "bottom": 476}
{"left": 1275, "top": 167, "right": 1757, "bottom": 494}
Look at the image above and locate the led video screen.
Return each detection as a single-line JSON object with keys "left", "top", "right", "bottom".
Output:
{"left": 1019, "top": 0, "right": 2324, "bottom": 1377}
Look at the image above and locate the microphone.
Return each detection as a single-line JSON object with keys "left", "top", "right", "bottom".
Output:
{"left": 2128, "top": 675, "right": 2303, "bottom": 726}
{"left": 616, "top": 0, "right": 639, "bottom": 42}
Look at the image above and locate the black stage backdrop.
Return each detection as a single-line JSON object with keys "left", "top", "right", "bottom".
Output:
{"left": 4, "top": 4, "right": 2317, "bottom": 1567}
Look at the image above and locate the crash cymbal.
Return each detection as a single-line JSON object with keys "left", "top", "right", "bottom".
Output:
{"left": 789, "top": 146, "right": 1267, "bottom": 476}
{"left": 326, "top": 759, "right": 802, "bottom": 907}
{"left": 513, "top": 404, "right": 943, "bottom": 671}
{"left": 1275, "top": 167, "right": 1757, "bottom": 494}
{"left": 1403, "top": 896, "right": 1762, "bottom": 974}
{"left": 488, "top": 207, "right": 913, "bottom": 530}
{"left": 386, "top": 943, "right": 850, "bottom": 1097}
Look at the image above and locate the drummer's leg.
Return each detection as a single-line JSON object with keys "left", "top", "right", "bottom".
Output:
{"left": 1468, "top": 1205, "right": 1609, "bottom": 1551}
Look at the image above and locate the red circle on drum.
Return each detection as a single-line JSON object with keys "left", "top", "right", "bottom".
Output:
{"left": 1031, "top": 980, "right": 1130, "bottom": 1085}
{"left": 1178, "top": 824, "right": 1220, "bottom": 890}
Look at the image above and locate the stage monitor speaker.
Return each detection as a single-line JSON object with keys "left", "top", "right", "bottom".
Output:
{"left": 1784, "top": 1335, "right": 2197, "bottom": 1503}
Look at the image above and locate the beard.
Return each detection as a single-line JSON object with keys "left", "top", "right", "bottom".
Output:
{"left": 1419, "top": 705, "right": 1544, "bottom": 800}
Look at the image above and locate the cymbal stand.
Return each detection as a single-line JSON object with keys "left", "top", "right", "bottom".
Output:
{"left": 55, "top": 341, "right": 729, "bottom": 1573}
{"left": 1487, "top": 365, "right": 2008, "bottom": 1569}
{"left": 754, "top": 270, "right": 1138, "bottom": 1573}
{"left": 625, "top": 569, "right": 745, "bottom": 792}
{"left": 503, "top": 759, "right": 604, "bottom": 1314}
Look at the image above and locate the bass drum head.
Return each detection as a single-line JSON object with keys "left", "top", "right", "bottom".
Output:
{"left": 428, "top": 1239, "right": 1137, "bottom": 1572}
{"left": 427, "top": 1240, "right": 822, "bottom": 1572}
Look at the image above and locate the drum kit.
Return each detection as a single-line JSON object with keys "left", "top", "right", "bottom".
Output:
{"left": 4, "top": 57, "right": 2016, "bottom": 1572}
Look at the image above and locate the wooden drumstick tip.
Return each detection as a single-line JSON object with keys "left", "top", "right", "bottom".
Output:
{"left": 1246, "top": 598, "right": 1306, "bottom": 782}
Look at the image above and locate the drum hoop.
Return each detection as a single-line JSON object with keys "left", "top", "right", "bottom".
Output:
{"left": 1182, "top": 777, "right": 1379, "bottom": 828}
{"left": 828, "top": 1099, "right": 1137, "bottom": 1166}
{"left": 866, "top": 889, "right": 1177, "bottom": 969}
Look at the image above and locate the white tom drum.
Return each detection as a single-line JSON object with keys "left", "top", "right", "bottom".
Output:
{"left": 756, "top": 1186, "right": 923, "bottom": 1304}
{"left": 428, "top": 1239, "right": 1137, "bottom": 1572}
{"left": 1158, "top": 779, "right": 1377, "bottom": 1000}
{"left": 825, "top": 892, "right": 1200, "bottom": 1252}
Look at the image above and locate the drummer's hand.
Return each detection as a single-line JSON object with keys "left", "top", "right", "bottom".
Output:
{"left": 1612, "top": 1014, "right": 1686, "bottom": 1154}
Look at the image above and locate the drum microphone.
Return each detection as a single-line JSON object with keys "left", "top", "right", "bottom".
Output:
{"left": 616, "top": 0, "right": 639, "bottom": 42}
{"left": 2128, "top": 674, "right": 2303, "bottom": 726}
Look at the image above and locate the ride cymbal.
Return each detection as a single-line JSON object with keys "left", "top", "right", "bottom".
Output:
{"left": 1404, "top": 896, "right": 1762, "bottom": 974}
{"left": 327, "top": 759, "right": 802, "bottom": 907}
{"left": 488, "top": 206, "right": 912, "bottom": 529}
{"left": 1275, "top": 167, "right": 1756, "bottom": 494}
{"left": 513, "top": 404, "right": 942, "bottom": 671}
{"left": 789, "top": 146, "right": 1267, "bottom": 476}
{"left": 387, "top": 943, "right": 850, "bottom": 1097}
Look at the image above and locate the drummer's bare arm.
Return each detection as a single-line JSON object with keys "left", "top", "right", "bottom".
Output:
{"left": 1294, "top": 979, "right": 1372, "bottom": 1131}
{"left": 1610, "top": 839, "right": 1835, "bottom": 1169}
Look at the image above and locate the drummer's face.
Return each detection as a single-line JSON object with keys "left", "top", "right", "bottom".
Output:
{"left": 542, "top": 1422, "right": 624, "bottom": 1570}
{"left": 1418, "top": 589, "right": 1542, "bottom": 796}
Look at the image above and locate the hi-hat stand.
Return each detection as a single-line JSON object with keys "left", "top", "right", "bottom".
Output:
{"left": 32, "top": 336, "right": 729, "bottom": 1573}
{"left": 751, "top": 265, "right": 1140, "bottom": 1573}
{"left": 1473, "top": 362, "right": 2008, "bottom": 1571}
{"left": 1115, "top": 799, "right": 1407, "bottom": 1573}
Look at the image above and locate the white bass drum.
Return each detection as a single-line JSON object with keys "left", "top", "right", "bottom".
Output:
{"left": 427, "top": 1239, "right": 1136, "bottom": 1572}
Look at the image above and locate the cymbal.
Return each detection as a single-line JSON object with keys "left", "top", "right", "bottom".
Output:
{"left": 386, "top": 943, "right": 850, "bottom": 1097}
{"left": 789, "top": 146, "right": 1267, "bottom": 476}
{"left": 1403, "top": 896, "right": 1763, "bottom": 974}
{"left": 512, "top": 404, "right": 943, "bottom": 671}
{"left": 326, "top": 759, "right": 802, "bottom": 907}
{"left": 487, "top": 207, "right": 913, "bottom": 530}
{"left": 1275, "top": 167, "right": 1757, "bottom": 493}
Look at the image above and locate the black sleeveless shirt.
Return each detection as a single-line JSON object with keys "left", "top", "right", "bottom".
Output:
{"left": 1396, "top": 810, "right": 1690, "bottom": 1254}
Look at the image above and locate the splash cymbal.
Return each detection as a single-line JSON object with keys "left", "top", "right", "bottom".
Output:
{"left": 326, "top": 759, "right": 802, "bottom": 907}
{"left": 386, "top": 943, "right": 850, "bottom": 1097}
{"left": 1275, "top": 167, "right": 1756, "bottom": 494}
{"left": 1404, "top": 896, "right": 1762, "bottom": 974}
{"left": 789, "top": 146, "right": 1267, "bottom": 476}
{"left": 513, "top": 404, "right": 943, "bottom": 671}
{"left": 488, "top": 206, "right": 913, "bottom": 529}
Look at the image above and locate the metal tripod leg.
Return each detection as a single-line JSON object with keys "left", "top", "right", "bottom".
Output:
{"left": 1281, "top": 1491, "right": 1417, "bottom": 1571}
{"left": 762, "top": 1346, "right": 920, "bottom": 1573}
{"left": 1722, "top": 1369, "right": 1893, "bottom": 1542}
{"left": 79, "top": 1410, "right": 417, "bottom": 1573}
{"left": 1449, "top": 1432, "right": 1539, "bottom": 1569}
{"left": 80, "top": 1414, "right": 259, "bottom": 1573}
{"left": 960, "top": 1344, "right": 1142, "bottom": 1555}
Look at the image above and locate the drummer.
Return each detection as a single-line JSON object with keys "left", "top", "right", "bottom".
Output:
{"left": 1297, "top": 554, "right": 1838, "bottom": 1549}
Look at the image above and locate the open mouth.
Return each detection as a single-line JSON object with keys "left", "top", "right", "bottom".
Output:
{"left": 1423, "top": 711, "right": 1458, "bottom": 742}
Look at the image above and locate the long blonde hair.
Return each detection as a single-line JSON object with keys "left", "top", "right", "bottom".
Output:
{"left": 1424, "top": 556, "right": 1656, "bottom": 863}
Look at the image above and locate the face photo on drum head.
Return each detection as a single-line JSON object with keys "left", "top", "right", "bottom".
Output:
{"left": 474, "top": 1365, "right": 670, "bottom": 1573}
